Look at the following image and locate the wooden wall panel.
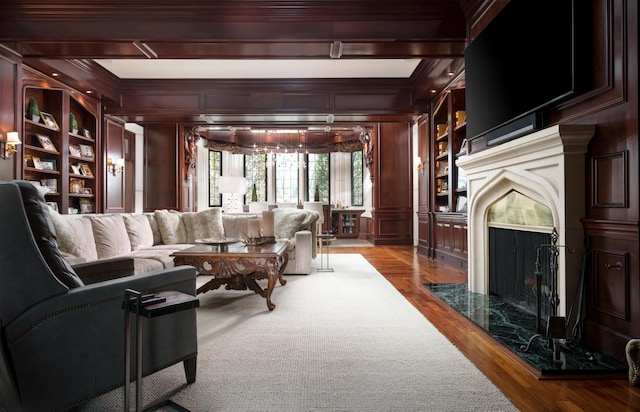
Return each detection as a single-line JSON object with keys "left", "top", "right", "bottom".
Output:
{"left": 143, "top": 123, "right": 179, "bottom": 212}
{"left": 124, "top": 129, "right": 135, "bottom": 212}
{"left": 334, "top": 93, "right": 413, "bottom": 111}
{"left": 122, "top": 94, "right": 200, "bottom": 110}
{"left": 104, "top": 117, "right": 125, "bottom": 213}
{"left": 592, "top": 151, "right": 628, "bottom": 208}
{"left": 584, "top": 220, "right": 639, "bottom": 362}
{"left": 434, "top": 213, "right": 468, "bottom": 270}
{"left": 0, "top": 57, "right": 18, "bottom": 182}
{"left": 370, "top": 122, "right": 413, "bottom": 245}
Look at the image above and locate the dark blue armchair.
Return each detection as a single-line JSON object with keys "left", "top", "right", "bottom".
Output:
{"left": 0, "top": 181, "right": 198, "bottom": 411}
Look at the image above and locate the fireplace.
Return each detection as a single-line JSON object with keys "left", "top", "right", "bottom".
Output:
{"left": 456, "top": 125, "right": 595, "bottom": 320}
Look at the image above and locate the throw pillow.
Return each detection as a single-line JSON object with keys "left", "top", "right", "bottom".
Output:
{"left": 274, "top": 208, "right": 307, "bottom": 240}
{"left": 182, "top": 208, "right": 225, "bottom": 243}
{"left": 154, "top": 209, "right": 188, "bottom": 244}
{"left": 145, "top": 213, "right": 163, "bottom": 245}
{"left": 15, "top": 181, "right": 84, "bottom": 288}
{"left": 49, "top": 211, "right": 98, "bottom": 261}
{"left": 123, "top": 214, "right": 154, "bottom": 250}
{"left": 88, "top": 214, "right": 132, "bottom": 259}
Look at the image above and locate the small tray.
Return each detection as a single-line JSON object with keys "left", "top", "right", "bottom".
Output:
{"left": 195, "top": 238, "right": 240, "bottom": 246}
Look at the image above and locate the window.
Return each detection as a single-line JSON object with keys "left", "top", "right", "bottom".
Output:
{"left": 351, "top": 150, "right": 363, "bottom": 206}
{"left": 275, "top": 152, "right": 299, "bottom": 203}
{"left": 208, "top": 150, "right": 222, "bottom": 207}
{"left": 245, "top": 153, "right": 267, "bottom": 202}
{"left": 307, "top": 153, "right": 330, "bottom": 203}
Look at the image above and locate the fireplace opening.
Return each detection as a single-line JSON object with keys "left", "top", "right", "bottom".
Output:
{"left": 489, "top": 227, "right": 552, "bottom": 319}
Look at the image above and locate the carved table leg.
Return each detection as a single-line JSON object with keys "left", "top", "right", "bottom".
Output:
{"left": 243, "top": 276, "right": 266, "bottom": 297}
{"left": 626, "top": 339, "right": 640, "bottom": 386}
{"left": 264, "top": 266, "right": 277, "bottom": 311}
{"left": 278, "top": 252, "right": 289, "bottom": 286}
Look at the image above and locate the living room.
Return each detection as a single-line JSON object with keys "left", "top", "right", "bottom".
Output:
{"left": 0, "top": 0, "right": 638, "bottom": 410}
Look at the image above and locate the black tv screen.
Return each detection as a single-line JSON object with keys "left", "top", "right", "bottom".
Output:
{"left": 465, "top": 0, "right": 590, "bottom": 142}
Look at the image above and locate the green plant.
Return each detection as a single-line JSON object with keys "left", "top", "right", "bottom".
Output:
{"left": 26, "top": 97, "right": 40, "bottom": 118}
{"left": 251, "top": 183, "right": 258, "bottom": 202}
{"left": 69, "top": 112, "right": 78, "bottom": 131}
{"left": 314, "top": 184, "right": 320, "bottom": 202}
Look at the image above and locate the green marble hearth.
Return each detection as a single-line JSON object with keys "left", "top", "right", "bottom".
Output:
{"left": 424, "top": 283, "right": 627, "bottom": 377}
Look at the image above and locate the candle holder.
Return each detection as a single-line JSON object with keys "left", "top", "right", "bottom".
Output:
{"left": 243, "top": 236, "right": 266, "bottom": 246}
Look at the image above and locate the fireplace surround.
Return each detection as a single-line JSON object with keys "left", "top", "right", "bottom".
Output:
{"left": 457, "top": 125, "right": 595, "bottom": 320}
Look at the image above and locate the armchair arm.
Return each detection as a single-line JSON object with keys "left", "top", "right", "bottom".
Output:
{"left": 72, "top": 257, "right": 135, "bottom": 284}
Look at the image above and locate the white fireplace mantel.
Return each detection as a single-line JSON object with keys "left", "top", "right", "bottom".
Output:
{"left": 456, "top": 125, "right": 595, "bottom": 316}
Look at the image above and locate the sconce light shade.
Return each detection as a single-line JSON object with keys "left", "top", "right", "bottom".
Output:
{"left": 107, "top": 157, "right": 125, "bottom": 176}
{"left": 6, "top": 132, "right": 20, "bottom": 145}
{"left": 1, "top": 132, "right": 21, "bottom": 159}
{"left": 415, "top": 156, "right": 424, "bottom": 174}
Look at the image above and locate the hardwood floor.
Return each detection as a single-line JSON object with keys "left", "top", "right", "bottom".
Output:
{"left": 330, "top": 245, "right": 640, "bottom": 412}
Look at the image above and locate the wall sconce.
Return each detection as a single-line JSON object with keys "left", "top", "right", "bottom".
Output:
{"left": 107, "top": 157, "right": 125, "bottom": 176}
{"left": 415, "top": 156, "right": 425, "bottom": 175}
{"left": 1, "top": 132, "right": 21, "bottom": 159}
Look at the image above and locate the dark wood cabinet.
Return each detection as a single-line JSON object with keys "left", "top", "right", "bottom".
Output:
{"left": 331, "top": 209, "right": 364, "bottom": 239}
{"left": 433, "top": 213, "right": 468, "bottom": 270}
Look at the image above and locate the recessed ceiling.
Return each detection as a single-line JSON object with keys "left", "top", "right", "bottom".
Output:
{"left": 94, "top": 59, "right": 422, "bottom": 79}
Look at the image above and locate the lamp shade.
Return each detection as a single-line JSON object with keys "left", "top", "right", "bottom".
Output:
{"left": 218, "top": 176, "right": 247, "bottom": 194}
{"left": 6, "top": 132, "right": 20, "bottom": 144}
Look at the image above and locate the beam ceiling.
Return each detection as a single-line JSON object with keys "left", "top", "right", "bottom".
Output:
{"left": 0, "top": 1, "right": 469, "bottom": 146}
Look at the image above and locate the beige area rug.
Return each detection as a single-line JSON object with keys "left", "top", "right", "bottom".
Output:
{"left": 72, "top": 254, "right": 516, "bottom": 412}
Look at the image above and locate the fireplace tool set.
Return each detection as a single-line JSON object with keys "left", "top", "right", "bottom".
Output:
{"left": 521, "top": 228, "right": 568, "bottom": 366}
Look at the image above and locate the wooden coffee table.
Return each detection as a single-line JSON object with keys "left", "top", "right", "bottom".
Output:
{"left": 171, "top": 241, "right": 289, "bottom": 311}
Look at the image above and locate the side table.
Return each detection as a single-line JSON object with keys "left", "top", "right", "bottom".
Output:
{"left": 123, "top": 289, "right": 199, "bottom": 412}
{"left": 317, "top": 234, "right": 336, "bottom": 272}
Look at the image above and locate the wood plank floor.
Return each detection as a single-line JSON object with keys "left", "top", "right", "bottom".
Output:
{"left": 330, "top": 245, "right": 640, "bottom": 412}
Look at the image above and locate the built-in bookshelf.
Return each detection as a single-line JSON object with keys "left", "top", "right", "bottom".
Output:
{"left": 23, "top": 86, "right": 99, "bottom": 214}
{"left": 431, "top": 87, "right": 467, "bottom": 214}
{"left": 428, "top": 86, "right": 468, "bottom": 269}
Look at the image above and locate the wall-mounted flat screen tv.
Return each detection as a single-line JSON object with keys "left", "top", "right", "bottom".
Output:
{"left": 465, "top": 0, "right": 590, "bottom": 144}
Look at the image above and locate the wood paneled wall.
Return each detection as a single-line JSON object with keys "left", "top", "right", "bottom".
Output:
{"left": 104, "top": 117, "right": 125, "bottom": 213}
{"left": 143, "top": 123, "right": 179, "bottom": 212}
{"left": 370, "top": 122, "right": 413, "bottom": 245}
{"left": 124, "top": 129, "right": 135, "bottom": 212}
{"left": 0, "top": 56, "right": 19, "bottom": 182}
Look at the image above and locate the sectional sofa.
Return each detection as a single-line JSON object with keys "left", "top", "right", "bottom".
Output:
{"left": 49, "top": 207, "right": 320, "bottom": 276}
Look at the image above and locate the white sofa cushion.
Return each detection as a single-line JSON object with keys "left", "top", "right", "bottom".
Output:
{"left": 145, "top": 213, "right": 163, "bottom": 245}
{"left": 154, "top": 209, "right": 187, "bottom": 244}
{"left": 49, "top": 211, "right": 98, "bottom": 261}
{"left": 182, "top": 208, "right": 225, "bottom": 243}
{"left": 221, "top": 213, "right": 260, "bottom": 239}
{"left": 123, "top": 214, "right": 154, "bottom": 250}
{"left": 89, "top": 214, "right": 132, "bottom": 259}
{"left": 274, "top": 208, "right": 319, "bottom": 258}
{"left": 274, "top": 208, "right": 308, "bottom": 240}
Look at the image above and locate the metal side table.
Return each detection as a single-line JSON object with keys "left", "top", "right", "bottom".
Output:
{"left": 123, "top": 289, "right": 199, "bottom": 412}
{"left": 317, "top": 233, "right": 336, "bottom": 272}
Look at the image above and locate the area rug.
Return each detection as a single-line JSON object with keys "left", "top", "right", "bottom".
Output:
{"left": 72, "top": 255, "right": 515, "bottom": 411}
